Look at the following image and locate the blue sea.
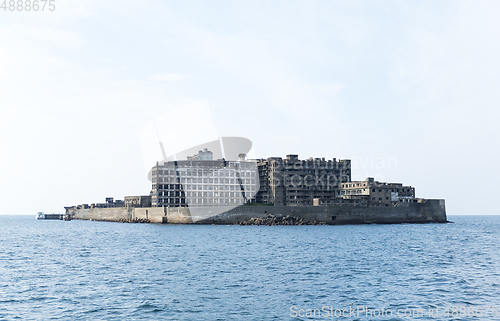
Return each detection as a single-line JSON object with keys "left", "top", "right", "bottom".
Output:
{"left": 0, "top": 215, "right": 499, "bottom": 320}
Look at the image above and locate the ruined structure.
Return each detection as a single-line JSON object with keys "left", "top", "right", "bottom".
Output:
{"left": 63, "top": 151, "right": 447, "bottom": 225}
{"left": 150, "top": 157, "right": 258, "bottom": 208}
{"left": 255, "top": 155, "right": 351, "bottom": 206}
{"left": 340, "top": 178, "right": 416, "bottom": 205}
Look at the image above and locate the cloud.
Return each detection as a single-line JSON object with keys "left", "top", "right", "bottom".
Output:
{"left": 150, "top": 73, "right": 187, "bottom": 82}
{"left": 0, "top": 24, "right": 82, "bottom": 45}
{"left": 1, "top": 0, "right": 499, "bottom": 215}
{"left": 276, "top": 135, "right": 299, "bottom": 149}
{"left": 269, "top": 81, "right": 345, "bottom": 121}
{"left": 317, "top": 82, "right": 345, "bottom": 95}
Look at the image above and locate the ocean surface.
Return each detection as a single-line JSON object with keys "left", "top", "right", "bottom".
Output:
{"left": 0, "top": 215, "right": 499, "bottom": 320}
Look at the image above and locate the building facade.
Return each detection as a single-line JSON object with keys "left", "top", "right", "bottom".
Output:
{"left": 340, "top": 177, "right": 415, "bottom": 205}
{"left": 187, "top": 148, "right": 213, "bottom": 161}
{"left": 151, "top": 151, "right": 259, "bottom": 207}
{"left": 255, "top": 154, "right": 351, "bottom": 206}
{"left": 151, "top": 151, "right": 420, "bottom": 208}
{"left": 124, "top": 195, "right": 152, "bottom": 208}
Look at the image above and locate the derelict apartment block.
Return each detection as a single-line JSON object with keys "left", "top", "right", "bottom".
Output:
{"left": 150, "top": 150, "right": 418, "bottom": 208}
{"left": 151, "top": 150, "right": 258, "bottom": 207}
{"left": 255, "top": 154, "right": 352, "bottom": 206}
{"left": 340, "top": 177, "right": 416, "bottom": 205}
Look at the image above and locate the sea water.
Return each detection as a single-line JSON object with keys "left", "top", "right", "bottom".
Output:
{"left": 0, "top": 215, "right": 499, "bottom": 320}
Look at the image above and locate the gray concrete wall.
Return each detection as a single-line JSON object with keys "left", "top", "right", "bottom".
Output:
{"left": 72, "top": 207, "right": 132, "bottom": 222}
{"left": 71, "top": 199, "right": 446, "bottom": 225}
{"left": 194, "top": 199, "right": 447, "bottom": 225}
{"left": 165, "top": 207, "right": 193, "bottom": 224}
{"left": 134, "top": 207, "right": 168, "bottom": 223}
{"left": 73, "top": 208, "right": 91, "bottom": 220}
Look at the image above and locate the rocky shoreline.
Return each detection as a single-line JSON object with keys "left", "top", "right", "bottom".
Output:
{"left": 239, "top": 214, "right": 326, "bottom": 226}
{"left": 118, "top": 218, "right": 150, "bottom": 223}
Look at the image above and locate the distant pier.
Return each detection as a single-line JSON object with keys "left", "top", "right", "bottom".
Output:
{"left": 36, "top": 212, "right": 72, "bottom": 221}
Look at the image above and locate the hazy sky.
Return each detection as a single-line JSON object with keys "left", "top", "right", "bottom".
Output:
{"left": 1, "top": 1, "right": 499, "bottom": 215}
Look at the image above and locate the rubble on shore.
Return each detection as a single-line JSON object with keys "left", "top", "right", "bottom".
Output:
{"left": 239, "top": 214, "right": 326, "bottom": 226}
{"left": 118, "top": 218, "right": 150, "bottom": 223}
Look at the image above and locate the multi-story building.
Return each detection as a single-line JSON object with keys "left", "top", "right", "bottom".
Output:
{"left": 124, "top": 195, "right": 152, "bottom": 208}
{"left": 151, "top": 150, "right": 258, "bottom": 207}
{"left": 255, "top": 154, "right": 351, "bottom": 206}
{"left": 151, "top": 152, "right": 356, "bottom": 207}
{"left": 88, "top": 197, "right": 124, "bottom": 208}
{"left": 340, "top": 177, "right": 415, "bottom": 205}
{"left": 187, "top": 148, "right": 213, "bottom": 161}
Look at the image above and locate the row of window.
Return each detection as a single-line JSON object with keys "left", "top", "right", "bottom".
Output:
{"left": 278, "top": 169, "right": 346, "bottom": 174}
{"left": 340, "top": 187, "right": 413, "bottom": 193}
{"left": 157, "top": 185, "right": 256, "bottom": 192}
{"left": 155, "top": 169, "right": 256, "bottom": 178}
{"left": 371, "top": 197, "right": 389, "bottom": 201}
{"left": 341, "top": 188, "right": 413, "bottom": 193}
{"left": 160, "top": 191, "right": 247, "bottom": 198}
{"left": 371, "top": 188, "right": 413, "bottom": 193}
{"left": 343, "top": 183, "right": 367, "bottom": 188}
{"left": 341, "top": 184, "right": 413, "bottom": 194}
{"left": 269, "top": 163, "right": 349, "bottom": 170}
{"left": 157, "top": 198, "right": 245, "bottom": 205}
{"left": 341, "top": 189, "right": 368, "bottom": 195}
{"left": 286, "top": 185, "right": 337, "bottom": 190}
{"left": 156, "top": 178, "right": 256, "bottom": 185}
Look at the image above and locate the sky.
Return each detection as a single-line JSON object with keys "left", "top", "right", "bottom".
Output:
{"left": 1, "top": 0, "right": 499, "bottom": 215}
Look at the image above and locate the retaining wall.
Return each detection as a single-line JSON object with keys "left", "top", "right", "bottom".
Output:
{"left": 196, "top": 199, "right": 447, "bottom": 225}
{"left": 72, "top": 207, "right": 133, "bottom": 222}
{"left": 69, "top": 199, "right": 446, "bottom": 225}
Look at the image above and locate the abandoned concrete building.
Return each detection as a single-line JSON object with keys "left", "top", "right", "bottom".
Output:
{"left": 147, "top": 150, "right": 418, "bottom": 208}
{"left": 151, "top": 149, "right": 258, "bottom": 207}
{"left": 340, "top": 177, "right": 415, "bottom": 205}
{"left": 124, "top": 195, "right": 152, "bottom": 208}
{"left": 255, "top": 154, "right": 351, "bottom": 206}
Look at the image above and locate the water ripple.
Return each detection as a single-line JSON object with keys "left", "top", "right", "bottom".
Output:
{"left": 0, "top": 215, "right": 498, "bottom": 320}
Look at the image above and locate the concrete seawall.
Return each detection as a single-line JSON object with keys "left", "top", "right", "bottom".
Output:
{"left": 69, "top": 199, "right": 447, "bottom": 225}
{"left": 197, "top": 199, "right": 447, "bottom": 225}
